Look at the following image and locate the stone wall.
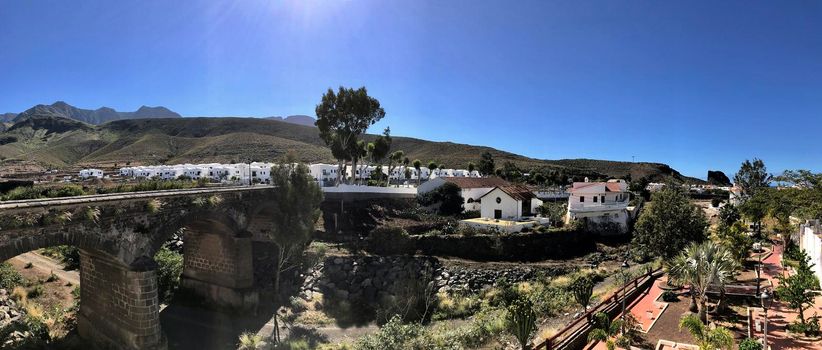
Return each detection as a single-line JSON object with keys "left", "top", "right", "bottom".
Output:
{"left": 312, "top": 255, "right": 441, "bottom": 303}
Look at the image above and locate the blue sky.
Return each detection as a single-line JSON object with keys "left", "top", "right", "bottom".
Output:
{"left": 1, "top": 1, "right": 821, "bottom": 179}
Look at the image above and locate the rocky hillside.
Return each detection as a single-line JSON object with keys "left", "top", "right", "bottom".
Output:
{"left": 0, "top": 115, "right": 703, "bottom": 183}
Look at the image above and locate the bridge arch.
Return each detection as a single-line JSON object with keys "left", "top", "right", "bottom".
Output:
{"left": 0, "top": 187, "right": 279, "bottom": 350}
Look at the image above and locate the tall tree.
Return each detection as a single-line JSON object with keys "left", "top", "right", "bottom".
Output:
{"left": 739, "top": 190, "right": 769, "bottom": 237}
{"left": 386, "top": 150, "right": 404, "bottom": 187}
{"left": 315, "top": 86, "right": 385, "bottom": 185}
{"left": 370, "top": 128, "right": 392, "bottom": 186}
{"left": 733, "top": 158, "right": 772, "bottom": 201}
{"left": 468, "top": 162, "right": 476, "bottom": 175}
{"left": 478, "top": 151, "right": 495, "bottom": 176}
{"left": 776, "top": 249, "right": 820, "bottom": 326}
{"left": 632, "top": 187, "right": 708, "bottom": 260}
{"left": 427, "top": 161, "right": 438, "bottom": 180}
{"left": 413, "top": 159, "right": 422, "bottom": 186}
{"left": 265, "top": 163, "right": 323, "bottom": 342}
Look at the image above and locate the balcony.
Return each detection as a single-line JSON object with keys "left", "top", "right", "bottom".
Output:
{"left": 568, "top": 200, "right": 629, "bottom": 212}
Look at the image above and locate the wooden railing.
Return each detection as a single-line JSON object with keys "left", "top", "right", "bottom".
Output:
{"left": 531, "top": 268, "right": 662, "bottom": 350}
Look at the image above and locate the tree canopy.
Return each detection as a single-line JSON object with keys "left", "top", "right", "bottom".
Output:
{"left": 478, "top": 151, "right": 495, "bottom": 176}
{"left": 733, "top": 158, "right": 771, "bottom": 200}
{"left": 632, "top": 187, "right": 708, "bottom": 260}
{"left": 315, "top": 86, "right": 385, "bottom": 184}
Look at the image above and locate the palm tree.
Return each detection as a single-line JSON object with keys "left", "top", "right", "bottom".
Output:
{"left": 427, "top": 161, "right": 438, "bottom": 180}
{"left": 468, "top": 162, "right": 476, "bottom": 175}
{"left": 679, "top": 314, "right": 734, "bottom": 350}
{"left": 667, "top": 241, "right": 738, "bottom": 323}
{"left": 413, "top": 159, "right": 422, "bottom": 186}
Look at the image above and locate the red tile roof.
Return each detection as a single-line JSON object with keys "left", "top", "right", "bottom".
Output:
{"left": 480, "top": 184, "right": 536, "bottom": 201}
{"left": 606, "top": 183, "right": 623, "bottom": 192}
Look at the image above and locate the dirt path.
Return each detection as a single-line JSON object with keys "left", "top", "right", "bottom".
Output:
{"left": 10, "top": 252, "right": 80, "bottom": 285}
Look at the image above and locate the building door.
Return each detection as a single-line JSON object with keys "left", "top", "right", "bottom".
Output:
{"left": 494, "top": 210, "right": 502, "bottom": 219}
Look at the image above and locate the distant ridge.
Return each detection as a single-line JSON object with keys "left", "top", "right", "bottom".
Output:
{"left": 266, "top": 115, "right": 316, "bottom": 127}
{"left": 8, "top": 101, "right": 181, "bottom": 125}
{"left": 0, "top": 114, "right": 704, "bottom": 184}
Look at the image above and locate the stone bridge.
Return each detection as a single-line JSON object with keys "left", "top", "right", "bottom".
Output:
{"left": 0, "top": 186, "right": 287, "bottom": 350}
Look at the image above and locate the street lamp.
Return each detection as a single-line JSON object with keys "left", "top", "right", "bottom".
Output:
{"left": 759, "top": 289, "right": 773, "bottom": 348}
{"left": 754, "top": 241, "right": 764, "bottom": 297}
{"left": 621, "top": 260, "right": 630, "bottom": 333}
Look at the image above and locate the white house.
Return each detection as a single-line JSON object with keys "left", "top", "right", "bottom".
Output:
{"left": 566, "top": 179, "right": 630, "bottom": 233}
{"left": 418, "top": 177, "right": 510, "bottom": 211}
{"left": 309, "top": 163, "right": 339, "bottom": 186}
{"left": 478, "top": 185, "right": 543, "bottom": 220}
{"left": 79, "top": 169, "right": 104, "bottom": 179}
{"left": 798, "top": 220, "right": 822, "bottom": 284}
{"left": 250, "top": 162, "right": 275, "bottom": 183}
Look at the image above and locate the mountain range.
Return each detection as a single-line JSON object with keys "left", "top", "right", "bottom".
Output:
{"left": 0, "top": 102, "right": 703, "bottom": 184}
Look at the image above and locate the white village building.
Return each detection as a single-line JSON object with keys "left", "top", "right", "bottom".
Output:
{"left": 79, "top": 169, "right": 104, "bottom": 179}
{"left": 418, "top": 177, "right": 510, "bottom": 211}
{"left": 478, "top": 185, "right": 543, "bottom": 220}
{"left": 565, "top": 179, "right": 630, "bottom": 233}
{"left": 798, "top": 220, "right": 822, "bottom": 285}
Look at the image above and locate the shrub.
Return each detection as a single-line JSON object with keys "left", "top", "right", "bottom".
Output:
{"left": 145, "top": 199, "right": 163, "bottom": 214}
{"left": 154, "top": 246, "right": 183, "bottom": 302}
{"left": 739, "top": 338, "right": 763, "bottom": 350}
{"left": 367, "top": 227, "right": 414, "bottom": 255}
{"left": 0, "top": 263, "right": 24, "bottom": 290}
{"left": 460, "top": 210, "right": 481, "bottom": 219}
{"left": 433, "top": 291, "right": 481, "bottom": 320}
{"left": 354, "top": 315, "right": 425, "bottom": 350}
{"left": 42, "top": 245, "right": 80, "bottom": 270}
{"left": 711, "top": 198, "right": 722, "bottom": 207}
{"left": 237, "top": 331, "right": 268, "bottom": 350}
{"left": 46, "top": 271, "right": 58, "bottom": 283}
{"left": 27, "top": 284, "right": 44, "bottom": 298}
{"left": 661, "top": 291, "right": 679, "bottom": 302}
{"left": 417, "top": 183, "right": 464, "bottom": 216}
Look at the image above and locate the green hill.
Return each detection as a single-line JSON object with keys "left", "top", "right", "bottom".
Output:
{"left": 0, "top": 116, "right": 703, "bottom": 183}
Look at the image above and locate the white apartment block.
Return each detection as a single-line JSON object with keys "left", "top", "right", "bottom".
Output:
{"left": 566, "top": 179, "right": 630, "bottom": 233}
{"left": 79, "top": 169, "right": 104, "bottom": 179}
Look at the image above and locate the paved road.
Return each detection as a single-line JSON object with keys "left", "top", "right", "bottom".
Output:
{"left": 10, "top": 252, "right": 80, "bottom": 285}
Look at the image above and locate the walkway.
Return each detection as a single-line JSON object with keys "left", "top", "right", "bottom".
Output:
{"left": 587, "top": 277, "right": 669, "bottom": 350}
{"left": 751, "top": 241, "right": 822, "bottom": 350}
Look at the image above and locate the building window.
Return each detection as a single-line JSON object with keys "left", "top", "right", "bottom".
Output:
{"left": 593, "top": 196, "right": 598, "bottom": 203}
{"left": 580, "top": 196, "right": 585, "bottom": 202}
{"left": 496, "top": 197, "right": 502, "bottom": 204}
{"left": 467, "top": 198, "right": 474, "bottom": 203}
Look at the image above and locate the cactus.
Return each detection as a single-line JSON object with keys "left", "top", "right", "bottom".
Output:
{"left": 506, "top": 297, "right": 537, "bottom": 350}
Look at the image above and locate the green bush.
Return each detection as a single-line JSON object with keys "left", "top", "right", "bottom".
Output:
{"left": 354, "top": 315, "right": 425, "bottom": 350}
{"left": 739, "top": 338, "right": 763, "bottom": 350}
{"left": 155, "top": 246, "right": 183, "bottom": 302}
{"left": 661, "top": 290, "right": 679, "bottom": 302}
{"left": 27, "top": 284, "right": 44, "bottom": 298}
{"left": 367, "top": 227, "right": 414, "bottom": 255}
{"left": 0, "top": 263, "right": 24, "bottom": 290}
{"left": 417, "top": 183, "right": 464, "bottom": 216}
{"left": 1, "top": 184, "right": 87, "bottom": 201}
{"left": 42, "top": 245, "right": 80, "bottom": 270}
